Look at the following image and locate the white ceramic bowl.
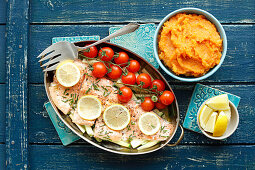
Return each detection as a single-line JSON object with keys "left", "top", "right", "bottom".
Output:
{"left": 197, "top": 100, "right": 239, "bottom": 140}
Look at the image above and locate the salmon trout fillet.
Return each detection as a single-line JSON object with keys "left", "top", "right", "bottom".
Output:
{"left": 49, "top": 60, "right": 86, "bottom": 114}
{"left": 121, "top": 100, "right": 175, "bottom": 141}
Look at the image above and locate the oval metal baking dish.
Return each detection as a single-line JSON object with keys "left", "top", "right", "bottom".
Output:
{"left": 43, "top": 41, "right": 183, "bottom": 155}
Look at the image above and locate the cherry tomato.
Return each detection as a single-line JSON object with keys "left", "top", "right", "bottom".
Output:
{"left": 151, "top": 79, "right": 165, "bottom": 92}
{"left": 92, "top": 62, "right": 108, "bottom": 78}
{"left": 127, "top": 60, "right": 140, "bottom": 73}
{"left": 82, "top": 45, "right": 98, "bottom": 58}
{"left": 155, "top": 101, "right": 167, "bottom": 110}
{"left": 114, "top": 52, "right": 129, "bottom": 67}
{"left": 99, "top": 47, "right": 114, "bottom": 61}
{"left": 107, "top": 65, "right": 122, "bottom": 79}
{"left": 121, "top": 72, "right": 136, "bottom": 85}
{"left": 117, "top": 86, "right": 133, "bottom": 103}
{"left": 141, "top": 97, "right": 155, "bottom": 112}
{"left": 159, "top": 90, "right": 175, "bottom": 105}
{"left": 136, "top": 73, "right": 151, "bottom": 88}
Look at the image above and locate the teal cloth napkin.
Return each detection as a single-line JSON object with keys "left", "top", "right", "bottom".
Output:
{"left": 109, "top": 23, "right": 159, "bottom": 68}
{"left": 183, "top": 83, "right": 241, "bottom": 133}
{"left": 44, "top": 102, "right": 80, "bottom": 145}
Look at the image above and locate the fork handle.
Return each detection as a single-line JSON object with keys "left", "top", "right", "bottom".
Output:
{"left": 77, "top": 23, "right": 140, "bottom": 51}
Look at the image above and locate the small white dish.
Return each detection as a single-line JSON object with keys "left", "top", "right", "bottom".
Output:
{"left": 197, "top": 100, "right": 239, "bottom": 140}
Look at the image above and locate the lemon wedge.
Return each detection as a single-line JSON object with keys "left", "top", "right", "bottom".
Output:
{"left": 56, "top": 60, "right": 81, "bottom": 87}
{"left": 103, "top": 104, "right": 130, "bottom": 130}
{"left": 213, "top": 111, "right": 228, "bottom": 137}
{"left": 205, "top": 94, "right": 229, "bottom": 110}
{"left": 219, "top": 106, "right": 231, "bottom": 121}
{"left": 204, "top": 112, "right": 218, "bottom": 133}
{"left": 199, "top": 105, "right": 213, "bottom": 130}
{"left": 77, "top": 95, "right": 102, "bottom": 120}
{"left": 138, "top": 112, "right": 161, "bottom": 136}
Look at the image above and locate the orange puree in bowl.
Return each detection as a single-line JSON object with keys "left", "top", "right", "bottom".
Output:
{"left": 158, "top": 13, "right": 223, "bottom": 77}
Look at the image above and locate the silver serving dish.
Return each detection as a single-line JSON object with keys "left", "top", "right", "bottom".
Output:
{"left": 43, "top": 41, "right": 184, "bottom": 155}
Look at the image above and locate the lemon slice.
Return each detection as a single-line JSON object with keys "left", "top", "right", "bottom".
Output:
{"left": 138, "top": 112, "right": 161, "bottom": 136}
{"left": 213, "top": 111, "right": 228, "bottom": 137}
{"left": 205, "top": 94, "right": 229, "bottom": 110}
{"left": 199, "top": 105, "right": 213, "bottom": 130}
{"left": 103, "top": 104, "right": 130, "bottom": 130}
{"left": 204, "top": 112, "right": 218, "bottom": 133}
{"left": 77, "top": 95, "right": 102, "bottom": 120}
{"left": 56, "top": 60, "right": 81, "bottom": 87}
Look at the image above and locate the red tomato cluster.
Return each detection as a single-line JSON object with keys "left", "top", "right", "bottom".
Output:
{"left": 82, "top": 45, "right": 175, "bottom": 110}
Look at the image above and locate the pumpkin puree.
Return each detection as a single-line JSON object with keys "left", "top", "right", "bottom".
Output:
{"left": 158, "top": 13, "right": 223, "bottom": 77}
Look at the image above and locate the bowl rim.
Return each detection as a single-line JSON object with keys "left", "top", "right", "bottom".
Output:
{"left": 196, "top": 100, "right": 239, "bottom": 140}
{"left": 153, "top": 7, "right": 227, "bottom": 82}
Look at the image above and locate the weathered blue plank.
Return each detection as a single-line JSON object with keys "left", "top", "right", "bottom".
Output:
{"left": 30, "top": 0, "right": 255, "bottom": 23}
{"left": 29, "top": 24, "right": 255, "bottom": 83}
{"left": 0, "top": 0, "right": 6, "bottom": 24}
{"left": 28, "top": 84, "right": 255, "bottom": 144}
{"left": 29, "top": 145, "right": 255, "bottom": 169}
{"left": 5, "top": 0, "right": 29, "bottom": 169}
{"left": 0, "top": 144, "right": 5, "bottom": 169}
{"left": 0, "top": 85, "right": 5, "bottom": 142}
{"left": 0, "top": 26, "right": 6, "bottom": 83}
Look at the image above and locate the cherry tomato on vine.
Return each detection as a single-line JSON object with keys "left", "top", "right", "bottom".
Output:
{"left": 151, "top": 79, "right": 165, "bottom": 92}
{"left": 155, "top": 101, "right": 167, "bottom": 110}
{"left": 141, "top": 97, "right": 155, "bottom": 112}
{"left": 114, "top": 52, "right": 129, "bottom": 67}
{"left": 117, "top": 86, "right": 133, "bottom": 103}
{"left": 121, "top": 72, "right": 136, "bottom": 85}
{"left": 92, "top": 62, "right": 108, "bottom": 78}
{"left": 136, "top": 73, "right": 151, "bottom": 88}
{"left": 127, "top": 60, "right": 140, "bottom": 73}
{"left": 107, "top": 65, "right": 122, "bottom": 79}
{"left": 82, "top": 45, "right": 98, "bottom": 58}
{"left": 159, "top": 90, "right": 175, "bottom": 105}
{"left": 99, "top": 47, "right": 114, "bottom": 61}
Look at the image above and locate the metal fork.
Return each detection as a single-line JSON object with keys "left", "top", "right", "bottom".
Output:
{"left": 38, "top": 23, "right": 140, "bottom": 72}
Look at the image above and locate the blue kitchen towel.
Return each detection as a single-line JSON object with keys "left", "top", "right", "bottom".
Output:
{"left": 109, "top": 24, "right": 159, "bottom": 68}
{"left": 44, "top": 102, "right": 80, "bottom": 146}
{"left": 183, "top": 83, "right": 241, "bottom": 133}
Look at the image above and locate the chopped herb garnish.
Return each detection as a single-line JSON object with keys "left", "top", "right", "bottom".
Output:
{"left": 101, "top": 86, "right": 108, "bottom": 92}
{"left": 104, "top": 91, "right": 111, "bottom": 97}
{"left": 85, "top": 87, "right": 91, "bottom": 94}
{"left": 84, "top": 72, "right": 92, "bottom": 78}
{"left": 93, "top": 83, "right": 99, "bottom": 91}
{"left": 160, "top": 125, "right": 165, "bottom": 132}
{"left": 159, "top": 135, "right": 169, "bottom": 138}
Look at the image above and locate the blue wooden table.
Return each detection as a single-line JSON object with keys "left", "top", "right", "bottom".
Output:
{"left": 1, "top": 0, "right": 255, "bottom": 169}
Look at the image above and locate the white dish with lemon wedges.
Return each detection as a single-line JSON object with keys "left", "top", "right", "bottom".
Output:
{"left": 197, "top": 94, "right": 239, "bottom": 140}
